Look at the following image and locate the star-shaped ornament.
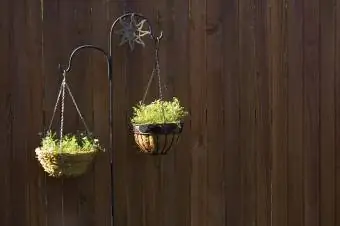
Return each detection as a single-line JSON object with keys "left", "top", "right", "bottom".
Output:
{"left": 115, "top": 14, "right": 151, "bottom": 51}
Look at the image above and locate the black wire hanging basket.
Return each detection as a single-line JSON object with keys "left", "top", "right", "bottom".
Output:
{"left": 133, "top": 122, "right": 184, "bottom": 155}
{"left": 130, "top": 35, "right": 188, "bottom": 155}
{"left": 35, "top": 72, "right": 103, "bottom": 178}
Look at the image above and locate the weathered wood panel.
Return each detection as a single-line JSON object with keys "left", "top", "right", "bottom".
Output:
{"left": 0, "top": 0, "right": 339, "bottom": 225}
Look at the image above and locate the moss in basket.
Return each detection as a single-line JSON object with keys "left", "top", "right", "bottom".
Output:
{"left": 131, "top": 97, "right": 188, "bottom": 125}
{"left": 40, "top": 131, "right": 102, "bottom": 153}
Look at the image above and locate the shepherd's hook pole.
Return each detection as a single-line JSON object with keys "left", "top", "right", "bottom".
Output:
{"left": 58, "top": 12, "right": 163, "bottom": 226}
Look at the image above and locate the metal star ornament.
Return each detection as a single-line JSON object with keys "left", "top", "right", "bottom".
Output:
{"left": 114, "top": 14, "right": 151, "bottom": 51}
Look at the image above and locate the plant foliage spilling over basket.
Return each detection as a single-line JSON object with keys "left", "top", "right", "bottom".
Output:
{"left": 131, "top": 98, "right": 188, "bottom": 154}
{"left": 35, "top": 71, "right": 103, "bottom": 178}
{"left": 131, "top": 36, "right": 189, "bottom": 155}
{"left": 35, "top": 131, "right": 102, "bottom": 178}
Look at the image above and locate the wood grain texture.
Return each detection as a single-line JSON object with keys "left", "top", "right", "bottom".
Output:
{"left": 0, "top": 0, "right": 340, "bottom": 225}
{"left": 206, "top": 0, "right": 225, "bottom": 224}
{"left": 222, "top": 0, "right": 241, "bottom": 225}
{"left": 303, "top": 0, "right": 320, "bottom": 225}
{"left": 10, "top": 0, "right": 30, "bottom": 225}
{"left": 320, "top": 0, "right": 336, "bottom": 225}
{"left": 269, "top": 0, "right": 288, "bottom": 225}
{"left": 188, "top": 0, "right": 208, "bottom": 225}
{"left": 254, "top": 0, "right": 271, "bottom": 225}
{"left": 26, "top": 0, "right": 45, "bottom": 225}
{"left": 0, "top": 0, "right": 11, "bottom": 225}
{"left": 239, "top": 0, "right": 257, "bottom": 225}
{"left": 287, "top": 0, "right": 304, "bottom": 225}
{"left": 335, "top": 1, "right": 340, "bottom": 225}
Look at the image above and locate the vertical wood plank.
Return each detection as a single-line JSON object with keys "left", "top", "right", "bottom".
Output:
{"left": 42, "top": 0, "right": 63, "bottom": 225}
{"left": 269, "top": 0, "right": 288, "bottom": 225}
{"left": 303, "top": 0, "right": 320, "bottom": 225}
{"left": 254, "top": 0, "right": 271, "bottom": 225}
{"left": 92, "top": 1, "right": 111, "bottom": 226}
{"left": 238, "top": 0, "right": 257, "bottom": 224}
{"left": 173, "top": 1, "right": 192, "bottom": 225}
{"left": 188, "top": 0, "right": 208, "bottom": 225}
{"left": 222, "top": 0, "right": 241, "bottom": 225}
{"left": 0, "top": 0, "right": 12, "bottom": 224}
{"left": 319, "top": 0, "right": 336, "bottom": 225}
{"left": 10, "top": 0, "right": 30, "bottom": 225}
{"left": 206, "top": 0, "right": 225, "bottom": 225}
{"left": 26, "top": 0, "right": 45, "bottom": 225}
{"left": 161, "top": 0, "right": 192, "bottom": 225}
{"left": 287, "top": 0, "right": 304, "bottom": 225}
{"left": 335, "top": 0, "right": 340, "bottom": 225}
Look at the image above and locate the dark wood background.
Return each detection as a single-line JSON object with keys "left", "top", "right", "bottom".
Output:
{"left": 0, "top": 0, "right": 339, "bottom": 225}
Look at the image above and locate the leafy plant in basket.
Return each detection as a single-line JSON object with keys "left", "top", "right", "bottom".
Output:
{"left": 131, "top": 97, "right": 188, "bottom": 154}
{"left": 35, "top": 71, "right": 103, "bottom": 178}
{"left": 35, "top": 131, "right": 103, "bottom": 178}
{"left": 131, "top": 36, "right": 189, "bottom": 155}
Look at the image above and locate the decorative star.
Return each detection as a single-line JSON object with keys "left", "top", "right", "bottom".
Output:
{"left": 114, "top": 14, "right": 151, "bottom": 51}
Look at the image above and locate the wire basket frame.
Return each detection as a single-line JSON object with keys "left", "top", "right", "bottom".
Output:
{"left": 133, "top": 123, "right": 183, "bottom": 155}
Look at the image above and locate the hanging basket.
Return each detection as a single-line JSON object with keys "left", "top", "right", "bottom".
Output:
{"left": 36, "top": 71, "right": 103, "bottom": 178}
{"left": 35, "top": 146, "right": 99, "bottom": 178}
{"left": 133, "top": 122, "right": 184, "bottom": 155}
{"left": 130, "top": 36, "right": 188, "bottom": 155}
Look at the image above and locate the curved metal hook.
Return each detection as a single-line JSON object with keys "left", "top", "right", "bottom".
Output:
{"left": 153, "top": 30, "right": 163, "bottom": 42}
{"left": 59, "top": 45, "right": 109, "bottom": 74}
{"left": 157, "top": 31, "right": 164, "bottom": 40}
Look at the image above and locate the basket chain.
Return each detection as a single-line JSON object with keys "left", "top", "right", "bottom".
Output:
{"left": 64, "top": 81, "right": 91, "bottom": 134}
{"left": 60, "top": 73, "right": 66, "bottom": 147}
{"left": 142, "top": 36, "right": 163, "bottom": 103}
{"left": 140, "top": 36, "right": 166, "bottom": 123}
{"left": 47, "top": 71, "right": 91, "bottom": 147}
{"left": 48, "top": 82, "right": 63, "bottom": 132}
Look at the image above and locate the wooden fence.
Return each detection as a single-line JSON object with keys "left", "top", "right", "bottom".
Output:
{"left": 0, "top": 0, "right": 339, "bottom": 225}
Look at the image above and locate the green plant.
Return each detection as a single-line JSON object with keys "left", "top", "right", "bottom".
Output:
{"left": 40, "top": 131, "right": 102, "bottom": 154}
{"left": 131, "top": 97, "right": 188, "bottom": 125}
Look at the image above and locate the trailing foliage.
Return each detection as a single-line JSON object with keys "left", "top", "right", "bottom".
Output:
{"left": 131, "top": 97, "right": 188, "bottom": 125}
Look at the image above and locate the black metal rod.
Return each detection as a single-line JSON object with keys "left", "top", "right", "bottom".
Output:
{"left": 59, "top": 45, "right": 109, "bottom": 73}
{"left": 58, "top": 12, "right": 162, "bottom": 226}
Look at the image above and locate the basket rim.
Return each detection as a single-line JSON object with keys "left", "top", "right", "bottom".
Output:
{"left": 132, "top": 122, "right": 184, "bottom": 135}
{"left": 35, "top": 147, "right": 99, "bottom": 156}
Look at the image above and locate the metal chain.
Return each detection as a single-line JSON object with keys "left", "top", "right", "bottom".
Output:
{"left": 141, "top": 37, "right": 163, "bottom": 103}
{"left": 155, "top": 37, "right": 163, "bottom": 100}
{"left": 65, "top": 82, "right": 91, "bottom": 134}
{"left": 47, "top": 70, "right": 91, "bottom": 148}
{"left": 142, "top": 66, "right": 156, "bottom": 103}
{"left": 59, "top": 72, "right": 66, "bottom": 148}
{"left": 48, "top": 82, "right": 63, "bottom": 132}
{"left": 154, "top": 38, "right": 166, "bottom": 123}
